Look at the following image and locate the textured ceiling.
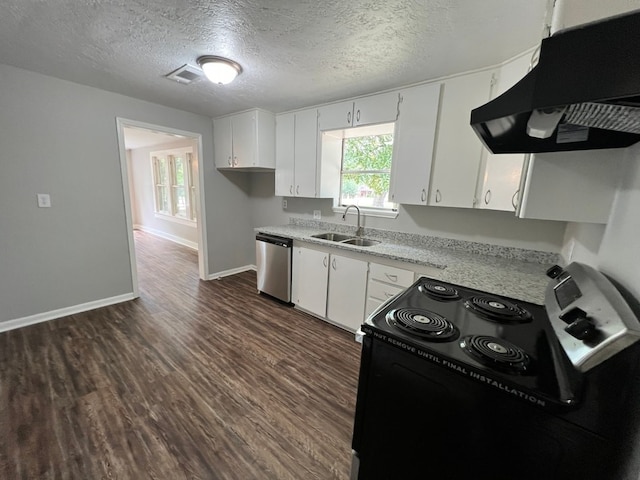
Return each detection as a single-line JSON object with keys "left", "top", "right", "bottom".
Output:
{"left": 0, "top": 0, "right": 551, "bottom": 118}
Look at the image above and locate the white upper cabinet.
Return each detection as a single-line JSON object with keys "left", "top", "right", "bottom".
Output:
{"left": 352, "top": 92, "right": 400, "bottom": 127}
{"left": 318, "top": 91, "right": 400, "bottom": 130}
{"left": 213, "top": 115, "right": 233, "bottom": 168}
{"left": 389, "top": 82, "right": 442, "bottom": 205}
{"left": 275, "top": 112, "right": 295, "bottom": 196}
{"left": 294, "top": 108, "right": 320, "bottom": 197}
{"left": 275, "top": 108, "right": 337, "bottom": 198}
{"left": 214, "top": 109, "right": 275, "bottom": 170}
{"left": 476, "top": 53, "right": 533, "bottom": 212}
{"left": 318, "top": 100, "right": 354, "bottom": 131}
{"left": 428, "top": 69, "right": 495, "bottom": 208}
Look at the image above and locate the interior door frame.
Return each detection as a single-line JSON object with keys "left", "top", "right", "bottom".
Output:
{"left": 115, "top": 117, "right": 209, "bottom": 296}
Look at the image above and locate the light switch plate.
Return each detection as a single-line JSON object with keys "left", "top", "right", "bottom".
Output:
{"left": 37, "top": 193, "right": 51, "bottom": 208}
{"left": 313, "top": 210, "right": 321, "bottom": 220}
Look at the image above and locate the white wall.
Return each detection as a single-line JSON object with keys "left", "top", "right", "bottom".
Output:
{"left": 565, "top": 143, "right": 640, "bottom": 299}
{"left": 0, "top": 63, "right": 254, "bottom": 325}
{"left": 564, "top": 144, "right": 640, "bottom": 480}
{"left": 128, "top": 139, "right": 199, "bottom": 247}
{"left": 250, "top": 173, "right": 567, "bottom": 253}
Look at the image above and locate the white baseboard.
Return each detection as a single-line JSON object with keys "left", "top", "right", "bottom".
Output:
{"left": 134, "top": 224, "right": 198, "bottom": 250}
{"left": 0, "top": 292, "right": 137, "bottom": 333}
{"left": 208, "top": 264, "right": 256, "bottom": 280}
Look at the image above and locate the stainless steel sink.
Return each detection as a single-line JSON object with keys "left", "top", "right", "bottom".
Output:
{"left": 341, "top": 238, "right": 380, "bottom": 247}
{"left": 311, "top": 232, "right": 353, "bottom": 242}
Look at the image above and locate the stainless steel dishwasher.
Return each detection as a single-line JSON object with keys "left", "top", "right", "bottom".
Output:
{"left": 255, "top": 232, "right": 293, "bottom": 302}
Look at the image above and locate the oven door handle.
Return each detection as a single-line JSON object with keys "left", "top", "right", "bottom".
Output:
{"left": 355, "top": 291, "right": 403, "bottom": 343}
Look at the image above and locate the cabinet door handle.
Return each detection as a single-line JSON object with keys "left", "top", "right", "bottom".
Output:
{"left": 323, "top": 256, "right": 328, "bottom": 268}
{"left": 347, "top": 111, "right": 351, "bottom": 124}
{"left": 385, "top": 292, "right": 395, "bottom": 298}
{"left": 289, "top": 185, "right": 293, "bottom": 195}
{"left": 435, "top": 189, "right": 442, "bottom": 203}
{"left": 296, "top": 185, "right": 300, "bottom": 195}
{"left": 385, "top": 273, "right": 398, "bottom": 282}
{"left": 421, "top": 189, "right": 426, "bottom": 202}
{"left": 332, "top": 258, "right": 336, "bottom": 270}
{"left": 228, "top": 156, "right": 232, "bottom": 166}
{"left": 233, "top": 156, "right": 238, "bottom": 166}
{"left": 484, "top": 189, "right": 491, "bottom": 205}
{"left": 512, "top": 189, "right": 520, "bottom": 210}
{"left": 356, "top": 109, "right": 361, "bottom": 122}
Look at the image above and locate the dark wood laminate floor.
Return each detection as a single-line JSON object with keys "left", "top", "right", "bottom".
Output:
{"left": 0, "top": 231, "right": 362, "bottom": 479}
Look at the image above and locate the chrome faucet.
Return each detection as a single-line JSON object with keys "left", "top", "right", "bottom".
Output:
{"left": 343, "top": 205, "right": 364, "bottom": 237}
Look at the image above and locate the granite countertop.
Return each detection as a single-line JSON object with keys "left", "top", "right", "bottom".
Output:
{"left": 256, "top": 220, "right": 560, "bottom": 305}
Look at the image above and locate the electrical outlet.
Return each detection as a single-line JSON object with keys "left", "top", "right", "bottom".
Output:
{"left": 37, "top": 193, "right": 51, "bottom": 208}
{"left": 282, "top": 199, "right": 288, "bottom": 209}
{"left": 313, "top": 210, "right": 321, "bottom": 220}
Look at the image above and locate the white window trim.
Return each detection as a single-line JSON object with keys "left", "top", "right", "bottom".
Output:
{"left": 151, "top": 147, "right": 197, "bottom": 223}
{"left": 336, "top": 122, "right": 398, "bottom": 215}
{"left": 332, "top": 205, "right": 399, "bottom": 219}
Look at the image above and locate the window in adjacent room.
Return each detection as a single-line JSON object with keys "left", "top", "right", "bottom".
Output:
{"left": 151, "top": 147, "right": 196, "bottom": 223}
{"left": 338, "top": 123, "right": 396, "bottom": 212}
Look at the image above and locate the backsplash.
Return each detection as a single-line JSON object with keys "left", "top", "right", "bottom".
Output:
{"left": 289, "top": 217, "right": 560, "bottom": 265}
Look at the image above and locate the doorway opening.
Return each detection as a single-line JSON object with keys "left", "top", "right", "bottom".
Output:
{"left": 116, "top": 118, "right": 208, "bottom": 297}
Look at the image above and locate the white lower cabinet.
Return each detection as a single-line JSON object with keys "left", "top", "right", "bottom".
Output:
{"left": 365, "top": 263, "right": 415, "bottom": 318}
{"left": 327, "top": 254, "right": 368, "bottom": 331}
{"left": 292, "top": 247, "right": 328, "bottom": 317}
{"left": 292, "top": 245, "right": 436, "bottom": 334}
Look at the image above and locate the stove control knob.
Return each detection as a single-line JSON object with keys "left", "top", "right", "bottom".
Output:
{"left": 546, "top": 265, "right": 564, "bottom": 279}
{"left": 564, "top": 316, "right": 597, "bottom": 341}
{"left": 559, "top": 307, "right": 587, "bottom": 324}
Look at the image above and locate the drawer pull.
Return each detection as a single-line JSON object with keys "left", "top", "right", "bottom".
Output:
{"left": 484, "top": 189, "right": 491, "bottom": 205}
{"left": 385, "top": 273, "right": 398, "bottom": 282}
{"left": 385, "top": 292, "right": 395, "bottom": 298}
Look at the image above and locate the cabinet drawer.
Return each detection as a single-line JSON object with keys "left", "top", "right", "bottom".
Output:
{"left": 367, "top": 279, "right": 405, "bottom": 302}
{"left": 369, "top": 263, "right": 414, "bottom": 287}
{"left": 365, "top": 297, "right": 383, "bottom": 319}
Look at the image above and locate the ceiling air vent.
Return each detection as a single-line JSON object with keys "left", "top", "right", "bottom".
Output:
{"left": 165, "top": 64, "right": 203, "bottom": 85}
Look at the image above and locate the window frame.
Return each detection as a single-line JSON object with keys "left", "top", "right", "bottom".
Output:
{"left": 335, "top": 122, "right": 398, "bottom": 217}
{"left": 151, "top": 147, "right": 197, "bottom": 225}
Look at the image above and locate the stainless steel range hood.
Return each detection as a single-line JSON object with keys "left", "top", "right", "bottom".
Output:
{"left": 471, "top": 9, "right": 640, "bottom": 154}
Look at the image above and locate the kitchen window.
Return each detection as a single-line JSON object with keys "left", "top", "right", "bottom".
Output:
{"left": 338, "top": 123, "right": 397, "bottom": 213}
{"left": 151, "top": 147, "right": 197, "bottom": 224}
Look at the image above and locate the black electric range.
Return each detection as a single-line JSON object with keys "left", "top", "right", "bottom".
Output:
{"left": 351, "top": 263, "right": 640, "bottom": 480}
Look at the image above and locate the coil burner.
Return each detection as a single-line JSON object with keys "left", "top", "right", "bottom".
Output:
{"left": 464, "top": 296, "right": 532, "bottom": 324}
{"left": 386, "top": 308, "right": 459, "bottom": 342}
{"left": 460, "top": 335, "right": 532, "bottom": 374}
{"left": 418, "top": 281, "right": 461, "bottom": 301}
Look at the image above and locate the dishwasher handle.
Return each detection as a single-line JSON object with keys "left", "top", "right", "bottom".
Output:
{"left": 256, "top": 233, "right": 293, "bottom": 248}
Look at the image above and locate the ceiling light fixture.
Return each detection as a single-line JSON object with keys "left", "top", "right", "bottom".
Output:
{"left": 197, "top": 55, "right": 242, "bottom": 85}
